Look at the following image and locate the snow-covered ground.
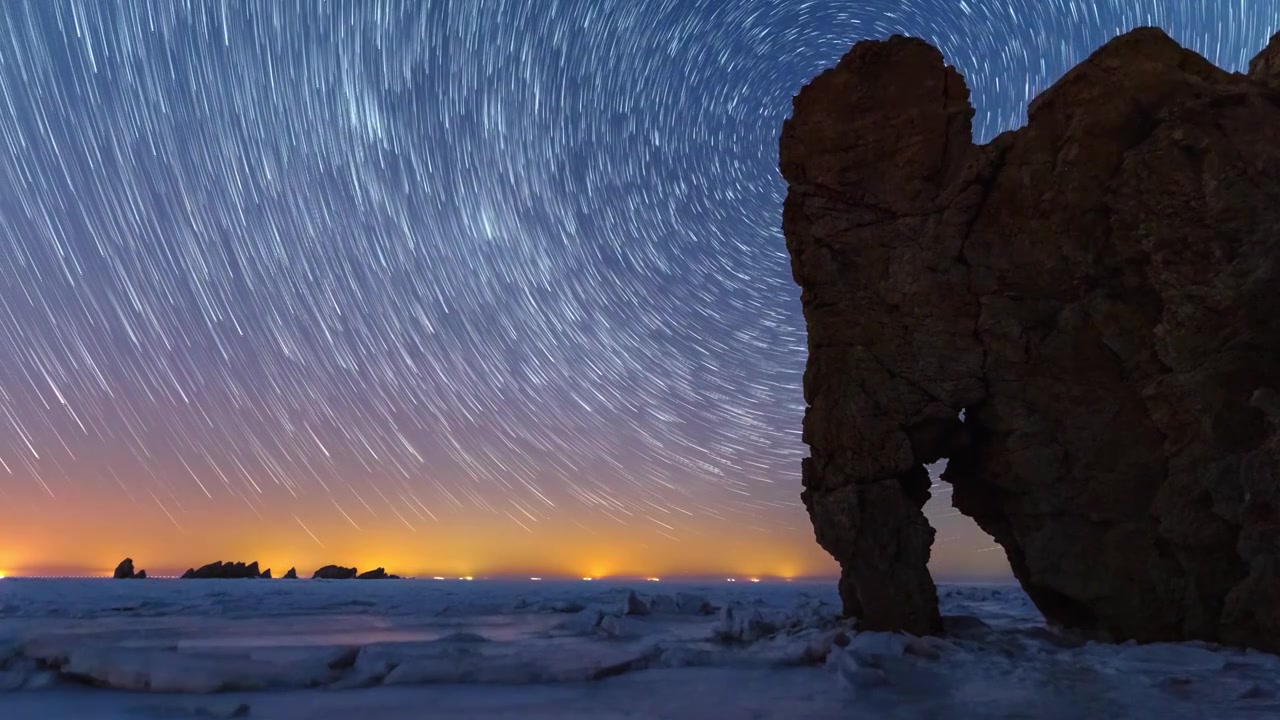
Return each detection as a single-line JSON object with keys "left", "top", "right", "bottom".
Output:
{"left": 1, "top": 579, "right": 1276, "bottom": 719}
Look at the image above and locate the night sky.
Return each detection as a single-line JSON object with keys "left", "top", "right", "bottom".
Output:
{"left": 1, "top": 1, "right": 1276, "bottom": 579}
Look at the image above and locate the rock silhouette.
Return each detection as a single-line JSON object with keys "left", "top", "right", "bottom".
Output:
{"left": 282, "top": 567, "right": 298, "bottom": 579}
{"left": 312, "top": 565, "right": 358, "bottom": 580}
{"left": 112, "top": 558, "right": 145, "bottom": 579}
{"left": 180, "top": 561, "right": 270, "bottom": 579}
{"left": 355, "top": 567, "right": 400, "bottom": 580}
{"left": 781, "top": 28, "right": 1280, "bottom": 650}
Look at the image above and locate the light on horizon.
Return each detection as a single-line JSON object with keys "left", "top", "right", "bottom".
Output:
{"left": 582, "top": 577, "right": 594, "bottom": 581}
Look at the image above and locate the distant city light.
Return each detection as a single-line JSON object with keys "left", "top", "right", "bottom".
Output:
{"left": 461, "top": 576, "right": 473, "bottom": 581}
{"left": 582, "top": 577, "right": 594, "bottom": 581}
{"left": 432, "top": 576, "right": 445, "bottom": 580}
{"left": 530, "top": 577, "right": 542, "bottom": 581}
{"left": 726, "top": 578, "right": 736, "bottom": 582}
{"left": 749, "top": 578, "right": 760, "bottom": 583}
{"left": 645, "top": 577, "right": 660, "bottom": 582}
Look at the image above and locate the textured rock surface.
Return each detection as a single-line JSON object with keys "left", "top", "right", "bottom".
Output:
{"left": 1250, "top": 32, "right": 1280, "bottom": 88}
{"left": 780, "top": 28, "right": 1280, "bottom": 650}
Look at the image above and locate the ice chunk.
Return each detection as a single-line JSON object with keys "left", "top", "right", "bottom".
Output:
{"left": 674, "top": 592, "right": 713, "bottom": 615}
{"left": 599, "top": 614, "right": 646, "bottom": 639}
{"left": 0, "top": 670, "right": 28, "bottom": 692}
{"left": 57, "top": 646, "right": 341, "bottom": 693}
{"left": 537, "top": 599, "right": 586, "bottom": 614}
{"left": 647, "top": 594, "right": 677, "bottom": 614}
{"left": 554, "top": 608, "right": 603, "bottom": 635}
{"left": 146, "top": 700, "right": 251, "bottom": 718}
{"left": 828, "top": 647, "right": 888, "bottom": 690}
{"left": 849, "top": 632, "right": 909, "bottom": 663}
{"left": 1113, "top": 643, "right": 1228, "bottom": 673}
{"left": 714, "top": 605, "right": 778, "bottom": 643}
{"left": 436, "top": 632, "right": 490, "bottom": 644}
{"left": 622, "top": 590, "right": 650, "bottom": 616}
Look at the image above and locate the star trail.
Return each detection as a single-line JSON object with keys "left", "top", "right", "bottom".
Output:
{"left": 0, "top": 1, "right": 1276, "bottom": 577}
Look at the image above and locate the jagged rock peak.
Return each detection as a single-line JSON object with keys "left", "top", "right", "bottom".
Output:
{"left": 1250, "top": 32, "right": 1280, "bottom": 86}
{"left": 312, "top": 565, "right": 358, "bottom": 580}
{"left": 112, "top": 558, "right": 145, "bottom": 580}
{"left": 181, "top": 560, "right": 268, "bottom": 579}
{"left": 781, "top": 27, "right": 1280, "bottom": 650}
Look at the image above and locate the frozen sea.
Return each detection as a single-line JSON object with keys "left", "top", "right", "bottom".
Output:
{"left": 1, "top": 578, "right": 1277, "bottom": 719}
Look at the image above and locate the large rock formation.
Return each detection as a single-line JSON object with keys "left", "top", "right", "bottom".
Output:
{"left": 180, "top": 561, "right": 270, "bottom": 579}
{"left": 312, "top": 565, "right": 358, "bottom": 580}
{"left": 112, "top": 558, "right": 145, "bottom": 580}
{"left": 781, "top": 28, "right": 1280, "bottom": 650}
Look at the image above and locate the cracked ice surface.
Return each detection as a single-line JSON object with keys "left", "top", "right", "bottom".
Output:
{"left": 1, "top": 579, "right": 1277, "bottom": 719}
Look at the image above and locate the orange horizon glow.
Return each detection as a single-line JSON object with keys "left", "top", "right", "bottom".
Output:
{"left": 0, "top": 469, "right": 1013, "bottom": 583}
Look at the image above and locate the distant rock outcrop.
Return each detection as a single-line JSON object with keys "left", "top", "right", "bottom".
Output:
{"left": 180, "top": 561, "right": 270, "bottom": 579}
{"left": 112, "top": 558, "right": 145, "bottom": 579}
{"left": 282, "top": 567, "right": 298, "bottom": 579}
{"left": 309, "top": 565, "right": 400, "bottom": 579}
{"left": 312, "top": 565, "right": 358, "bottom": 580}
{"left": 781, "top": 28, "right": 1280, "bottom": 650}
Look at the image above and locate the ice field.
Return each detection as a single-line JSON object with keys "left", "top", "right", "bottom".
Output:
{"left": 1, "top": 578, "right": 1277, "bottom": 719}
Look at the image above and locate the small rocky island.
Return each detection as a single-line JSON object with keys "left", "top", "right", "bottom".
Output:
{"left": 312, "top": 565, "right": 401, "bottom": 580}
{"left": 111, "top": 558, "right": 145, "bottom": 580}
{"left": 110, "top": 559, "right": 401, "bottom": 580}
{"left": 781, "top": 28, "right": 1280, "bottom": 651}
{"left": 181, "top": 561, "right": 272, "bottom": 579}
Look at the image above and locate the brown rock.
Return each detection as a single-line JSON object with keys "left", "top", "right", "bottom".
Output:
{"left": 780, "top": 28, "right": 1280, "bottom": 650}
{"left": 1249, "top": 32, "right": 1280, "bottom": 88}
